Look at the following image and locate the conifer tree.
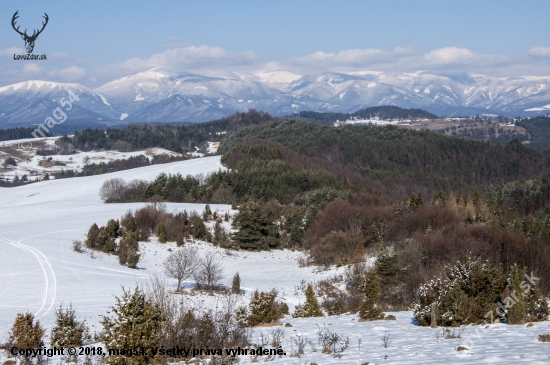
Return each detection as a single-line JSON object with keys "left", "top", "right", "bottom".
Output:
{"left": 8, "top": 312, "right": 45, "bottom": 355}
{"left": 231, "top": 202, "right": 268, "bottom": 250}
{"left": 232, "top": 272, "right": 241, "bottom": 294}
{"left": 358, "top": 269, "right": 384, "bottom": 321}
{"left": 100, "top": 287, "right": 164, "bottom": 365}
{"left": 293, "top": 284, "right": 323, "bottom": 318}
{"left": 50, "top": 303, "right": 89, "bottom": 347}
{"left": 157, "top": 223, "right": 166, "bottom": 243}
{"left": 118, "top": 232, "right": 140, "bottom": 268}
{"left": 213, "top": 221, "right": 231, "bottom": 247}
{"left": 507, "top": 264, "right": 528, "bottom": 324}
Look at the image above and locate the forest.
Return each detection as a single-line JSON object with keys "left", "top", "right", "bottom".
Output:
{"left": 219, "top": 120, "right": 550, "bottom": 197}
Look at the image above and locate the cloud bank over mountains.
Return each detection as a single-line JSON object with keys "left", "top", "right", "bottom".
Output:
{"left": 2, "top": 40, "right": 550, "bottom": 87}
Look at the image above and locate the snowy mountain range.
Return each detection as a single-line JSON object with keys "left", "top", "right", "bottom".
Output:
{"left": 2, "top": 69, "right": 550, "bottom": 127}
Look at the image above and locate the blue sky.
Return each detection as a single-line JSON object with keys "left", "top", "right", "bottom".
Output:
{"left": 1, "top": 0, "right": 550, "bottom": 87}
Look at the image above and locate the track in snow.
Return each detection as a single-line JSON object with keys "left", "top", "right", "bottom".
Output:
{"left": 0, "top": 237, "right": 57, "bottom": 320}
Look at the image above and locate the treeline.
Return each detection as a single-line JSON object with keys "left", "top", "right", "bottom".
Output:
{"left": 52, "top": 154, "right": 186, "bottom": 179}
{"left": 219, "top": 121, "right": 550, "bottom": 197}
{"left": 0, "top": 127, "right": 53, "bottom": 141}
{"left": 288, "top": 106, "right": 438, "bottom": 125}
{"left": 56, "top": 110, "right": 277, "bottom": 153}
{"left": 98, "top": 141, "right": 375, "bottom": 250}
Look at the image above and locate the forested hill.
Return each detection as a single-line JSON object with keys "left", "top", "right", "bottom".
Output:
{"left": 219, "top": 120, "right": 550, "bottom": 198}
{"left": 288, "top": 106, "right": 438, "bottom": 125}
{"left": 57, "top": 110, "right": 277, "bottom": 153}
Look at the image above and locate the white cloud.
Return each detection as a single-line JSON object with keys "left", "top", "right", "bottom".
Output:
{"left": 0, "top": 47, "right": 25, "bottom": 58}
{"left": 3, "top": 43, "right": 550, "bottom": 88}
{"left": 94, "top": 45, "right": 259, "bottom": 82}
{"left": 424, "top": 47, "right": 511, "bottom": 66}
{"left": 23, "top": 63, "right": 44, "bottom": 75}
{"left": 528, "top": 47, "right": 550, "bottom": 58}
{"left": 48, "top": 66, "right": 87, "bottom": 81}
{"left": 290, "top": 48, "right": 391, "bottom": 68}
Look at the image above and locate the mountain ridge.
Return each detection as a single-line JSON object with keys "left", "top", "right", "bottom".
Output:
{"left": 2, "top": 70, "right": 550, "bottom": 127}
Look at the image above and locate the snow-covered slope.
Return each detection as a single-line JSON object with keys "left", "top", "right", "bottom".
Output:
{"left": 0, "top": 157, "right": 227, "bottom": 335}
{"left": 0, "top": 156, "right": 341, "bottom": 339}
{"left": 1, "top": 154, "right": 550, "bottom": 364}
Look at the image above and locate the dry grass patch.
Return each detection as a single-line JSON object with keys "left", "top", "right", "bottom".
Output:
{"left": 384, "top": 314, "right": 396, "bottom": 320}
{"left": 538, "top": 334, "right": 550, "bottom": 342}
{"left": 456, "top": 346, "right": 468, "bottom": 351}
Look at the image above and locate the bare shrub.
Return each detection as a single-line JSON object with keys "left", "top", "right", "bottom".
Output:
{"left": 316, "top": 325, "right": 349, "bottom": 354}
{"left": 292, "top": 334, "right": 307, "bottom": 355}
{"left": 380, "top": 331, "right": 391, "bottom": 348}
{"left": 99, "top": 178, "right": 127, "bottom": 203}
{"left": 270, "top": 328, "right": 284, "bottom": 347}
{"left": 194, "top": 254, "right": 224, "bottom": 290}
{"left": 72, "top": 240, "right": 83, "bottom": 253}
{"left": 297, "top": 254, "right": 311, "bottom": 268}
{"left": 539, "top": 334, "right": 550, "bottom": 342}
{"left": 163, "top": 247, "right": 199, "bottom": 291}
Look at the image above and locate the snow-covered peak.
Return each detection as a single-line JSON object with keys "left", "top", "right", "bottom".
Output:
{"left": 0, "top": 80, "right": 89, "bottom": 94}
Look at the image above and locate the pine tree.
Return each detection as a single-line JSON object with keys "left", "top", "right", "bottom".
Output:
{"left": 50, "top": 303, "right": 89, "bottom": 347}
{"left": 232, "top": 272, "right": 241, "bottom": 294}
{"left": 358, "top": 270, "right": 384, "bottom": 321}
{"left": 294, "top": 284, "right": 323, "bottom": 318}
{"left": 100, "top": 287, "right": 164, "bottom": 365}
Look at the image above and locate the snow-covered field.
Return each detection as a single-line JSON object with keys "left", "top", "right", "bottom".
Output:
{"left": 0, "top": 137, "right": 183, "bottom": 181}
{"left": 1, "top": 152, "right": 550, "bottom": 364}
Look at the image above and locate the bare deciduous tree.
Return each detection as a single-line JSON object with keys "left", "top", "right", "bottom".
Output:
{"left": 163, "top": 247, "right": 199, "bottom": 291}
{"left": 99, "top": 178, "right": 127, "bottom": 203}
{"left": 194, "top": 254, "right": 224, "bottom": 290}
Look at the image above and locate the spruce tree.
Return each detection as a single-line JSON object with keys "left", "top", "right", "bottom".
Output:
{"left": 507, "top": 264, "right": 527, "bottom": 324}
{"left": 358, "top": 270, "right": 384, "bottom": 321}
{"left": 231, "top": 202, "right": 268, "bottom": 250}
{"left": 213, "top": 221, "right": 231, "bottom": 247}
{"left": 100, "top": 287, "right": 164, "bottom": 365}
{"left": 50, "top": 303, "right": 89, "bottom": 347}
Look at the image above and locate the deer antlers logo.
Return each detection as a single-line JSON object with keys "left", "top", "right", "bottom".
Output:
{"left": 11, "top": 11, "right": 49, "bottom": 54}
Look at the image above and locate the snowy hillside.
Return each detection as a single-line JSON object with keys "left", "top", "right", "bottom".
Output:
{"left": 0, "top": 136, "right": 183, "bottom": 181}
{"left": 1, "top": 152, "right": 550, "bottom": 364}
